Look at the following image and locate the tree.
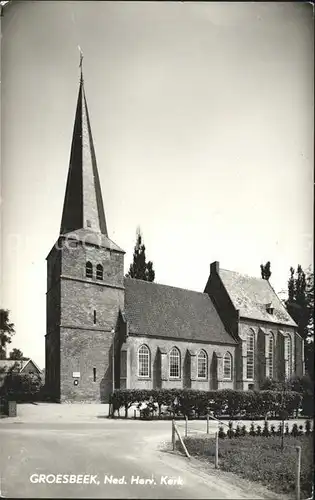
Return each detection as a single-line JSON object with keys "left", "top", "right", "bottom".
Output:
{"left": 286, "top": 266, "right": 314, "bottom": 379}
{"left": 0, "top": 309, "right": 15, "bottom": 360}
{"left": 260, "top": 261, "right": 271, "bottom": 280}
{"left": 125, "top": 228, "right": 155, "bottom": 282}
{"left": 286, "top": 266, "right": 313, "bottom": 341}
{"left": 9, "top": 348, "right": 24, "bottom": 360}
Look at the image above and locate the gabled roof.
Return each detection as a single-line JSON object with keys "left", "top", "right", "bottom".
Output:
{"left": 0, "top": 358, "right": 41, "bottom": 374}
{"left": 219, "top": 269, "right": 297, "bottom": 327}
{"left": 124, "top": 278, "right": 236, "bottom": 344}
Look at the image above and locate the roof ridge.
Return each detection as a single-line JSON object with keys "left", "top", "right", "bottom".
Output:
{"left": 124, "top": 277, "right": 206, "bottom": 296}
{"left": 220, "top": 268, "right": 264, "bottom": 281}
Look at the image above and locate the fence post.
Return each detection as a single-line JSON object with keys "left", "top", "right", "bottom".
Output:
{"left": 206, "top": 413, "right": 209, "bottom": 434}
{"left": 215, "top": 432, "right": 219, "bottom": 469}
{"left": 134, "top": 409, "right": 136, "bottom": 419}
{"left": 172, "top": 419, "right": 175, "bottom": 451}
{"left": 185, "top": 416, "right": 188, "bottom": 437}
{"left": 174, "top": 423, "right": 190, "bottom": 458}
{"left": 295, "top": 446, "right": 301, "bottom": 500}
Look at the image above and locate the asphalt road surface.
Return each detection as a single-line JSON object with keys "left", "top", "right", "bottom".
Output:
{"left": 0, "top": 419, "right": 270, "bottom": 499}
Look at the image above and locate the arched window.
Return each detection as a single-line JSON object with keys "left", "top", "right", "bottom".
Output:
{"left": 267, "top": 332, "right": 274, "bottom": 379}
{"left": 223, "top": 352, "right": 232, "bottom": 380}
{"left": 96, "top": 264, "right": 103, "bottom": 280}
{"left": 169, "top": 347, "right": 181, "bottom": 379}
{"left": 246, "top": 330, "right": 255, "bottom": 380}
{"left": 197, "top": 350, "right": 207, "bottom": 379}
{"left": 284, "top": 335, "right": 292, "bottom": 379}
{"left": 138, "top": 345, "right": 150, "bottom": 378}
{"left": 86, "top": 261, "right": 93, "bottom": 279}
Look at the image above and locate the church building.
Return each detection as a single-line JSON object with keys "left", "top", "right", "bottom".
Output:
{"left": 45, "top": 69, "right": 304, "bottom": 403}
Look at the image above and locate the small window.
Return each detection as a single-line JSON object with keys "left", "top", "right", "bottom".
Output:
{"left": 86, "top": 261, "right": 93, "bottom": 279}
{"left": 138, "top": 345, "right": 150, "bottom": 378}
{"left": 197, "top": 350, "right": 207, "bottom": 379}
{"left": 169, "top": 347, "right": 181, "bottom": 379}
{"left": 96, "top": 264, "right": 103, "bottom": 280}
{"left": 223, "top": 352, "right": 232, "bottom": 380}
{"left": 93, "top": 368, "right": 96, "bottom": 382}
{"left": 93, "top": 310, "right": 97, "bottom": 324}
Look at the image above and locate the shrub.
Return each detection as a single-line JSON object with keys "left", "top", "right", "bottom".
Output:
{"left": 241, "top": 425, "right": 247, "bottom": 437}
{"left": 249, "top": 423, "right": 256, "bottom": 436}
{"left": 291, "top": 423, "right": 299, "bottom": 437}
{"left": 285, "top": 423, "right": 289, "bottom": 436}
{"left": 305, "top": 420, "right": 311, "bottom": 435}
{"left": 270, "top": 425, "right": 276, "bottom": 436}
{"left": 227, "top": 421, "right": 234, "bottom": 439}
{"left": 262, "top": 421, "right": 270, "bottom": 437}
{"left": 260, "top": 378, "right": 285, "bottom": 391}
{"left": 276, "top": 423, "right": 283, "bottom": 436}
{"left": 0, "top": 371, "right": 42, "bottom": 403}
{"left": 108, "top": 388, "right": 302, "bottom": 420}
{"left": 235, "top": 424, "right": 242, "bottom": 437}
{"left": 218, "top": 426, "right": 226, "bottom": 439}
{"left": 256, "top": 425, "right": 262, "bottom": 436}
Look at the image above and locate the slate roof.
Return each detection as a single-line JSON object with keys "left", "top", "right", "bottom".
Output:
{"left": 60, "top": 77, "right": 108, "bottom": 236}
{"left": 124, "top": 278, "right": 236, "bottom": 344}
{"left": 219, "top": 269, "right": 297, "bottom": 327}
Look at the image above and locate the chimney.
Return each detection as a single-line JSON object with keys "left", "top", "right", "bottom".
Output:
{"left": 210, "top": 261, "right": 220, "bottom": 276}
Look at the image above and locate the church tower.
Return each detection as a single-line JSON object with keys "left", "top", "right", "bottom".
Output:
{"left": 45, "top": 61, "right": 125, "bottom": 402}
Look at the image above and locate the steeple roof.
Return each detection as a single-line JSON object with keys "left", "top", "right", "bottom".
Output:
{"left": 59, "top": 61, "right": 124, "bottom": 253}
{"left": 60, "top": 65, "right": 107, "bottom": 236}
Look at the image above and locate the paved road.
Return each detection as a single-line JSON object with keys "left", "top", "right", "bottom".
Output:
{"left": 1, "top": 403, "right": 300, "bottom": 499}
{"left": 0, "top": 419, "right": 269, "bottom": 499}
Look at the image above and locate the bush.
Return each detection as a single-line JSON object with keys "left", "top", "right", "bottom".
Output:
{"left": 262, "top": 421, "right": 270, "bottom": 437}
{"left": 218, "top": 426, "right": 226, "bottom": 439}
{"left": 227, "top": 421, "right": 234, "bottom": 439}
{"left": 291, "top": 423, "right": 299, "bottom": 437}
{"left": 249, "top": 423, "right": 256, "bottom": 436}
{"left": 109, "top": 388, "right": 302, "bottom": 420}
{"left": 0, "top": 371, "right": 42, "bottom": 403}
{"left": 241, "top": 425, "right": 247, "bottom": 437}
{"left": 235, "top": 424, "right": 242, "bottom": 437}
{"left": 305, "top": 420, "right": 312, "bottom": 435}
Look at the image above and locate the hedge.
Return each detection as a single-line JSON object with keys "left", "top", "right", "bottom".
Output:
{"left": 109, "top": 389, "right": 302, "bottom": 419}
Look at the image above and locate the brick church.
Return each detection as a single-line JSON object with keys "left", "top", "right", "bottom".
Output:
{"left": 45, "top": 69, "right": 304, "bottom": 403}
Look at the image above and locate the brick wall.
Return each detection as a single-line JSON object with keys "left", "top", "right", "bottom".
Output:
{"left": 204, "top": 262, "right": 239, "bottom": 339}
{"left": 60, "top": 328, "right": 113, "bottom": 402}
{"left": 123, "top": 335, "right": 236, "bottom": 391}
{"left": 238, "top": 320, "right": 296, "bottom": 390}
{"left": 46, "top": 238, "right": 125, "bottom": 402}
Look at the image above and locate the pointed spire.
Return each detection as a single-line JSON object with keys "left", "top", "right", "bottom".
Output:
{"left": 79, "top": 45, "right": 84, "bottom": 84}
{"left": 60, "top": 53, "right": 108, "bottom": 237}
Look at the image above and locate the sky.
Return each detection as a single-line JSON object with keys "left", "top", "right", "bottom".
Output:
{"left": 0, "top": 1, "right": 313, "bottom": 368}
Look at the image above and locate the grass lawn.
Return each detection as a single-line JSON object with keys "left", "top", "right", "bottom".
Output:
{"left": 181, "top": 434, "right": 314, "bottom": 498}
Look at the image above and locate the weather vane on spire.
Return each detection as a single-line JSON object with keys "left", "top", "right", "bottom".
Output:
{"left": 78, "top": 45, "right": 84, "bottom": 82}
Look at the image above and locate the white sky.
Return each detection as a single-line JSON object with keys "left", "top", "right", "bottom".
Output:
{"left": 1, "top": 1, "right": 313, "bottom": 368}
